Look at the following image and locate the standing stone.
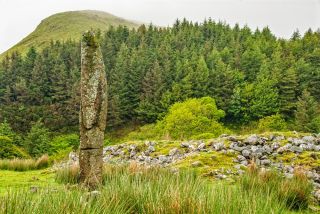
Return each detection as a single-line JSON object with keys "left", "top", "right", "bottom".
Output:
{"left": 79, "top": 31, "right": 107, "bottom": 189}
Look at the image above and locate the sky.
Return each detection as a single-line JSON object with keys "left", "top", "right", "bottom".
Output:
{"left": 0, "top": 0, "right": 319, "bottom": 54}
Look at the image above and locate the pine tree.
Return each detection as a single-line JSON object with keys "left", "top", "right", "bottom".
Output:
{"left": 137, "top": 61, "right": 164, "bottom": 122}
{"left": 294, "top": 90, "right": 319, "bottom": 132}
{"left": 279, "top": 68, "right": 298, "bottom": 117}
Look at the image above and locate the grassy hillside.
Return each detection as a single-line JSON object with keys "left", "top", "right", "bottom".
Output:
{"left": 0, "top": 10, "right": 139, "bottom": 58}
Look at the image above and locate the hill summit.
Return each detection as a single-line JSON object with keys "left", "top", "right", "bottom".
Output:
{"left": 0, "top": 10, "right": 139, "bottom": 58}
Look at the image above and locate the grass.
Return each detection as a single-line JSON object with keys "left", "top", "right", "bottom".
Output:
{"left": 0, "top": 10, "right": 139, "bottom": 59}
{"left": 0, "top": 162, "right": 317, "bottom": 213}
{"left": 0, "top": 155, "right": 49, "bottom": 171}
{"left": 46, "top": 163, "right": 318, "bottom": 213}
{"left": 0, "top": 169, "right": 56, "bottom": 194}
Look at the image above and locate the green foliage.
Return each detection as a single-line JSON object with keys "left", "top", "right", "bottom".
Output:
{"left": 1, "top": 16, "right": 320, "bottom": 133}
{"left": 157, "top": 97, "right": 227, "bottom": 139}
{"left": 0, "top": 136, "right": 29, "bottom": 159}
{"left": 49, "top": 134, "right": 79, "bottom": 154}
{"left": 257, "top": 114, "right": 287, "bottom": 132}
{"left": 25, "top": 121, "right": 51, "bottom": 157}
{"left": 294, "top": 89, "right": 320, "bottom": 132}
{"left": 0, "top": 120, "right": 23, "bottom": 146}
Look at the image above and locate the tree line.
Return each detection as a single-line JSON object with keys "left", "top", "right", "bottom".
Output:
{"left": 0, "top": 19, "right": 319, "bottom": 134}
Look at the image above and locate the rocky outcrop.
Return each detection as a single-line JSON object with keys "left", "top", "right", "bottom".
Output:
{"left": 60, "top": 133, "right": 320, "bottom": 201}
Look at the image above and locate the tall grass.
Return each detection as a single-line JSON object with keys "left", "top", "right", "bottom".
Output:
{"left": 240, "top": 163, "right": 313, "bottom": 211}
{"left": 0, "top": 162, "right": 314, "bottom": 213}
{"left": 21, "top": 162, "right": 313, "bottom": 213}
{"left": 0, "top": 155, "right": 49, "bottom": 171}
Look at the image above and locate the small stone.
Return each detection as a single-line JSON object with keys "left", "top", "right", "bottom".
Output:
{"left": 237, "top": 155, "right": 246, "bottom": 162}
{"left": 290, "top": 146, "right": 303, "bottom": 153}
{"left": 147, "top": 145, "right": 156, "bottom": 153}
{"left": 240, "top": 160, "right": 248, "bottom": 166}
{"left": 242, "top": 149, "right": 251, "bottom": 158}
{"left": 244, "top": 134, "right": 261, "bottom": 145}
{"left": 288, "top": 138, "right": 304, "bottom": 146}
{"left": 197, "top": 142, "right": 206, "bottom": 150}
{"left": 213, "top": 142, "right": 224, "bottom": 151}
{"left": 180, "top": 142, "right": 190, "bottom": 148}
{"left": 260, "top": 159, "right": 271, "bottom": 166}
{"left": 302, "top": 135, "right": 316, "bottom": 143}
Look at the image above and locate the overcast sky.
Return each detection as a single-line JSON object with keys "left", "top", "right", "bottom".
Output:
{"left": 0, "top": 0, "right": 319, "bottom": 54}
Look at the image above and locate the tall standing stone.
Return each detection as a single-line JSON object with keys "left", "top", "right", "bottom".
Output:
{"left": 79, "top": 31, "right": 107, "bottom": 189}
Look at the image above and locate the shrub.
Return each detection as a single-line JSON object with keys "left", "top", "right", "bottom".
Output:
{"left": 49, "top": 134, "right": 79, "bottom": 154}
{"left": 0, "top": 136, "right": 29, "bottom": 159}
{"left": 311, "top": 115, "right": 320, "bottom": 133}
{"left": 0, "top": 120, "right": 23, "bottom": 146}
{"left": 126, "top": 124, "right": 159, "bottom": 140}
{"left": 25, "top": 120, "right": 51, "bottom": 157}
{"left": 157, "top": 97, "right": 227, "bottom": 139}
{"left": 257, "top": 114, "right": 287, "bottom": 132}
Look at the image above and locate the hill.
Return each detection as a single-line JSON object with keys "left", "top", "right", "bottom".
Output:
{"left": 0, "top": 10, "right": 140, "bottom": 58}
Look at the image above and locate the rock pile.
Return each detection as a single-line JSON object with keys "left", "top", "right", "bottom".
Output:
{"left": 59, "top": 133, "right": 320, "bottom": 202}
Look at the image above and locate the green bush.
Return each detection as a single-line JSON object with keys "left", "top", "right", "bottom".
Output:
{"left": 25, "top": 120, "right": 51, "bottom": 157}
{"left": 0, "top": 120, "right": 24, "bottom": 146}
{"left": 0, "top": 136, "right": 29, "bottom": 159}
{"left": 49, "top": 134, "right": 79, "bottom": 154}
{"left": 157, "top": 97, "right": 227, "bottom": 139}
{"left": 126, "top": 124, "right": 159, "bottom": 140}
{"left": 257, "top": 114, "right": 287, "bottom": 132}
{"left": 311, "top": 115, "right": 320, "bottom": 133}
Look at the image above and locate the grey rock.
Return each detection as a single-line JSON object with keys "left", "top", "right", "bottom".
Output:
{"left": 288, "top": 138, "right": 304, "bottom": 146}
{"left": 227, "top": 136, "right": 238, "bottom": 142}
{"left": 274, "top": 135, "right": 285, "bottom": 141}
{"left": 137, "top": 155, "right": 145, "bottom": 161}
{"left": 197, "top": 142, "right": 206, "bottom": 150}
{"left": 262, "top": 145, "right": 272, "bottom": 154}
{"left": 314, "top": 145, "right": 320, "bottom": 152}
{"left": 128, "top": 144, "right": 136, "bottom": 151}
{"left": 302, "top": 135, "right": 316, "bottom": 143}
{"left": 290, "top": 146, "right": 303, "bottom": 153}
{"left": 147, "top": 145, "right": 156, "bottom": 153}
{"left": 260, "top": 159, "right": 271, "bottom": 166}
{"left": 158, "top": 155, "right": 168, "bottom": 163}
{"left": 244, "top": 134, "right": 262, "bottom": 145}
{"left": 237, "top": 155, "right": 246, "bottom": 162}
{"left": 129, "top": 151, "right": 136, "bottom": 158}
{"left": 213, "top": 142, "right": 224, "bottom": 151}
{"left": 180, "top": 142, "right": 190, "bottom": 148}
{"left": 240, "top": 160, "right": 248, "bottom": 166}
{"left": 242, "top": 149, "right": 251, "bottom": 158}
{"left": 271, "top": 142, "right": 281, "bottom": 150}
{"left": 216, "top": 174, "right": 227, "bottom": 179}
